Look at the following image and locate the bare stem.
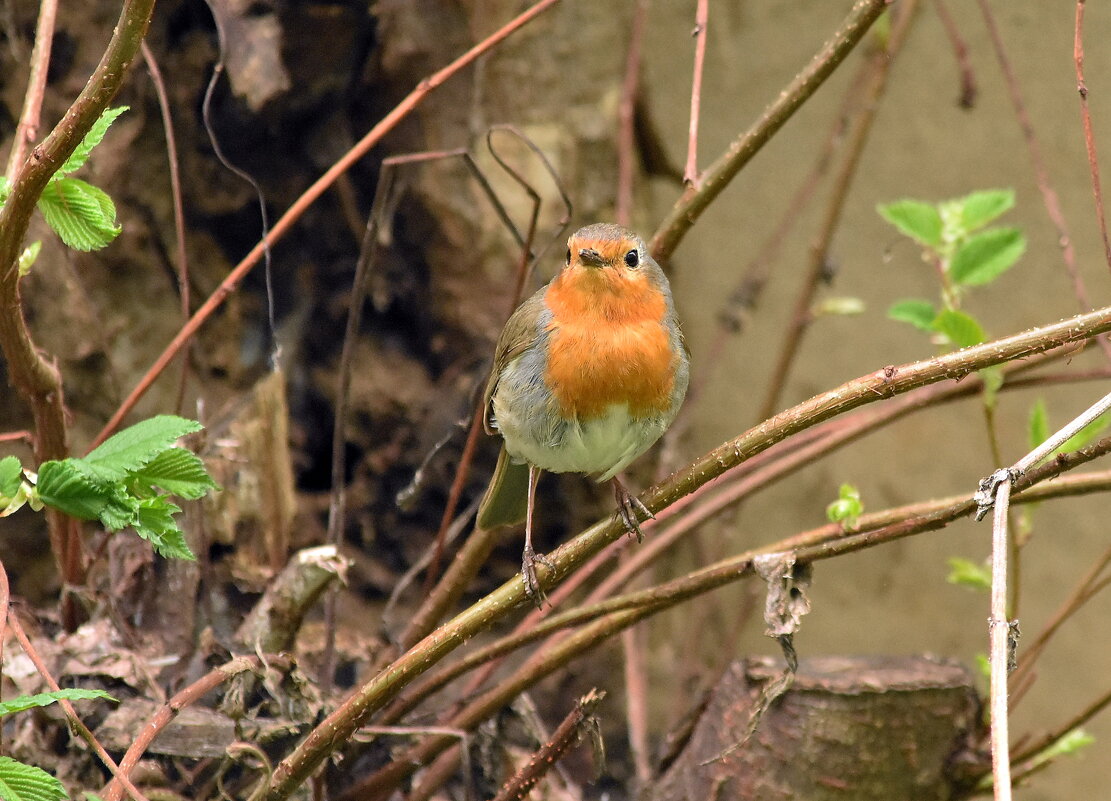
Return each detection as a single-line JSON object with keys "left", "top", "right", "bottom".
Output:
{"left": 1074, "top": 0, "right": 1111, "bottom": 274}
{"left": 683, "top": 0, "right": 709, "bottom": 186}
{"left": 4, "top": 0, "right": 58, "bottom": 180}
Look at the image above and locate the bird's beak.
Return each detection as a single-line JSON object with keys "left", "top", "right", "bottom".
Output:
{"left": 578, "top": 248, "right": 605, "bottom": 267}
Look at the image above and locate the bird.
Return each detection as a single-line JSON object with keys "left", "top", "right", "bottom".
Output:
{"left": 477, "top": 222, "right": 690, "bottom": 604}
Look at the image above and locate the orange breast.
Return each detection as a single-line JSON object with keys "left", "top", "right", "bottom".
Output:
{"left": 542, "top": 269, "right": 676, "bottom": 420}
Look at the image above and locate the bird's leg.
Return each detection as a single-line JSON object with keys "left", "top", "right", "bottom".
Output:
{"left": 522, "top": 465, "right": 554, "bottom": 606}
{"left": 611, "top": 475, "right": 654, "bottom": 543}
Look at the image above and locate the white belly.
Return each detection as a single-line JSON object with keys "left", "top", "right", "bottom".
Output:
{"left": 497, "top": 402, "right": 665, "bottom": 482}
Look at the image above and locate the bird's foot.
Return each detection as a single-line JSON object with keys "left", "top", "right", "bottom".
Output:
{"left": 522, "top": 545, "right": 555, "bottom": 608}
{"left": 612, "top": 478, "right": 654, "bottom": 543}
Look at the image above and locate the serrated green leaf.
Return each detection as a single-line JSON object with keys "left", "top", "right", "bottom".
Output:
{"left": 18, "top": 241, "right": 40, "bottom": 277}
{"left": 35, "top": 460, "right": 111, "bottom": 521}
{"left": 83, "top": 416, "right": 203, "bottom": 482}
{"left": 932, "top": 308, "right": 986, "bottom": 348}
{"left": 37, "top": 177, "right": 121, "bottom": 251}
{"left": 0, "top": 689, "right": 116, "bottom": 718}
{"left": 949, "top": 227, "right": 1025, "bottom": 286}
{"left": 135, "top": 497, "right": 194, "bottom": 560}
{"left": 133, "top": 448, "right": 218, "bottom": 500}
{"left": 60, "top": 106, "right": 128, "bottom": 175}
{"left": 877, "top": 199, "right": 943, "bottom": 248}
{"left": 887, "top": 299, "right": 937, "bottom": 332}
{"left": 0, "top": 756, "right": 67, "bottom": 801}
{"left": 0, "top": 456, "right": 21, "bottom": 498}
{"left": 959, "top": 189, "right": 1015, "bottom": 233}
{"left": 946, "top": 556, "right": 992, "bottom": 592}
{"left": 1028, "top": 399, "right": 1050, "bottom": 450}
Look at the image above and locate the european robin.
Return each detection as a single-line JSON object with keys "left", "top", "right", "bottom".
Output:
{"left": 478, "top": 222, "right": 690, "bottom": 603}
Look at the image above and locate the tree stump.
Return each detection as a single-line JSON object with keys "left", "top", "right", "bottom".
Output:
{"left": 652, "top": 655, "right": 985, "bottom": 801}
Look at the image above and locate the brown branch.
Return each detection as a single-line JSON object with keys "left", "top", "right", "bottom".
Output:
{"left": 140, "top": 40, "right": 191, "bottom": 413}
{"left": 933, "top": 0, "right": 977, "bottom": 108}
{"left": 490, "top": 689, "right": 604, "bottom": 801}
{"left": 1074, "top": 0, "right": 1111, "bottom": 274}
{"left": 0, "top": 0, "right": 158, "bottom": 626}
{"left": 268, "top": 302, "right": 1111, "bottom": 801}
{"left": 615, "top": 0, "right": 648, "bottom": 226}
{"left": 649, "top": 0, "right": 892, "bottom": 262}
{"left": 758, "top": 0, "right": 917, "bottom": 421}
{"left": 100, "top": 656, "right": 265, "bottom": 801}
{"left": 90, "top": 0, "right": 564, "bottom": 450}
{"left": 683, "top": 0, "right": 709, "bottom": 186}
{"left": 4, "top": 0, "right": 58, "bottom": 179}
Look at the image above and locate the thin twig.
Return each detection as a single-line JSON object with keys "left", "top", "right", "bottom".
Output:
{"left": 683, "top": 0, "right": 708, "bottom": 186}
{"left": 650, "top": 0, "right": 891, "bottom": 261}
{"left": 988, "top": 477, "right": 1014, "bottom": 801}
{"left": 615, "top": 0, "right": 648, "bottom": 226}
{"left": 490, "top": 689, "right": 604, "bottom": 801}
{"left": 4, "top": 0, "right": 58, "bottom": 180}
{"left": 1074, "top": 0, "right": 1111, "bottom": 274}
{"left": 140, "top": 40, "right": 192, "bottom": 413}
{"left": 932, "top": 0, "right": 977, "bottom": 108}
{"left": 100, "top": 656, "right": 265, "bottom": 801}
{"left": 90, "top": 0, "right": 564, "bottom": 449}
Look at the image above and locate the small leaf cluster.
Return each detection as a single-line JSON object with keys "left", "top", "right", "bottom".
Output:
{"left": 0, "top": 689, "right": 116, "bottom": 801}
{"left": 825, "top": 483, "right": 863, "bottom": 528}
{"left": 879, "top": 189, "right": 1025, "bottom": 350}
{"left": 1, "top": 416, "right": 217, "bottom": 559}
{"left": 0, "top": 106, "right": 127, "bottom": 253}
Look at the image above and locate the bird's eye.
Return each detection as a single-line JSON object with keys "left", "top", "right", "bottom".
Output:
{"left": 624, "top": 249, "right": 639, "bottom": 268}
{"left": 565, "top": 248, "right": 572, "bottom": 265}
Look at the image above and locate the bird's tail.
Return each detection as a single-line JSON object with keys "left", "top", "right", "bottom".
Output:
{"left": 476, "top": 446, "right": 529, "bottom": 530}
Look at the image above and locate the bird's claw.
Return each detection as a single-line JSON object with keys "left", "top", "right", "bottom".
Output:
{"left": 522, "top": 545, "right": 555, "bottom": 608}
{"left": 614, "top": 488, "right": 654, "bottom": 543}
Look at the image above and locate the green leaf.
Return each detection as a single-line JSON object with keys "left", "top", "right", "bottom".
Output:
{"left": 0, "top": 175, "right": 10, "bottom": 206}
{"left": 974, "top": 653, "right": 990, "bottom": 679}
{"left": 946, "top": 556, "right": 992, "bottom": 592}
{"left": 134, "top": 497, "right": 194, "bottom": 560}
{"left": 132, "top": 448, "right": 218, "bottom": 500}
{"left": 826, "top": 483, "right": 863, "bottom": 527}
{"left": 17, "top": 241, "right": 40, "bottom": 277}
{"left": 35, "top": 461, "right": 111, "bottom": 521}
{"left": 932, "top": 308, "right": 986, "bottom": 348}
{"left": 0, "top": 456, "right": 21, "bottom": 499}
{"left": 949, "top": 227, "right": 1026, "bottom": 286}
{"left": 958, "top": 189, "right": 1015, "bottom": 233}
{"left": 887, "top": 299, "right": 937, "bottom": 332}
{"left": 83, "top": 416, "right": 203, "bottom": 483}
{"left": 37, "top": 177, "right": 121, "bottom": 251}
{"left": 1028, "top": 399, "right": 1050, "bottom": 450}
{"left": 1039, "top": 729, "right": 1095, "bottom": 760}
{"left": 980, "top": 365, "right": 1004, "bottom": 411}
{"left": 0, "top": 756, "right": 67, "bottom": 801}
{"left": 0, "top": 689, "right": 116, "bottom": 718}
{"left": 877, "top": 199, "right": 943, "bottom": 248}
{"left": 59, "top": 106, "right": 128, "bottom": 175}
